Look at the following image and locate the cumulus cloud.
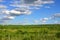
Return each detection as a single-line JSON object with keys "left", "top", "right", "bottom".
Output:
{"left": 10, "top": 0, "right": 54, "bottom": 9}
{"left": 0, "top": 5, "right": 7, "bottom": 9}
{"left": 15, "top": 8, "right": 32, "bottom": 15}
{"left": 54, "top": 21, "right": 60, "bottom": 24}
{"left": 41, "top": 13, "right": 60, "bottom": 24}
{"left": 42, "top": 0, "right": 54, "bottom": 4}
{"left": 34, "top": 18, "right": 49, "bottom": 24}
{"left": 34, "top": 20, "right": 39, "bottom": 24}
{"left": 44, "top": 6, "right": 51, "bottom": 8}
{"left": 9, "top": 10, "right": 21, "bottom": 16}
{"left": 3, "top": 9, "right": 32, "bottom": 16}
{"left": 0, "top": 0, "right": 55, "bottom": 24}
{"left": 2, "top": 10, "right": 9, "bottom": 14}
{"left": 0, "top": 16, "right": 14, "bottom": 24}
{"left": 1, "top": 16, "right": 15, "bottom": 20}
{"left": 33, "top": 13, "right": 60, "bottom": 24}
{"left": 0, "top": 0, "right": 3, "bottom": 2}
{"left": 49, "top": 13, "right": 60, "bottom": 20}
{"left": 1, "top": 10, "right": 20, "bottom": 15}
{"left": 24, "top": 0, "right": 54, "bottom": 5}
{"left": 40, "top": 18, "right": 49, "bottom": 24}
{"left": 0, "top": 9, "right": 31, "bottom": 24}
{"left": 53, "top": 13, "right": 60, "bottom": 17}
{"left": 0, "top": 0, "right": 6, "bottom": 3}
{"left": 0, "top": 20, "right": 4, "bottom": 23}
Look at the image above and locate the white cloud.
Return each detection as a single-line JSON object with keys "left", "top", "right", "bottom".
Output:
{"left": 3, "top": 9, "right": 32, "bottom": 16}
{"left": 42, "top": 1, "right": 54, "bottom": 4}
{"left": 10, "top": 10, "right": 21, "bottom": 14}
{"left": 23, "top": 10, "right": 32, "bottom": 15}
{"left": 0, "top": 0, "right": 6, "bottom": 2}
{"left": 1, "top": 16, "right": 15, "bottom": 20}
{"left": 0, "top": 0, "right": 55, "bottom": 24}
{"left": 4, "top": 16, "right": 15, "bottom": 19}
{"left": 0, "top": 8, "right": 32, "bottom": 24}
{"left": 33, "top": 13, "right": 60, "bottom": 24}
{"left": 0, "top": 0, "right": 3, "bottom": 2}
{"left": 0, "top": 5, "right": 7, "bottom": 10}
{"left": 2, "top": 10, "right": 21, "bottom": 16}
{"left": 40, "top": 18, "right": 49, "bottom": 23}
{"left": 10, "top": 0, "right": 54, "bottom": 9}
{"left": 54, "top": 21, "right": 60, "bottom": 24}
{"left": 2, "top": 10, "right": 10, "bottom": 14}
{"left": 0, "top": 15, "right": 15, "bottom": 24}
{"left": 0, "top": 20, "right": 4, "bottom": 23}
{"left": 34, "top": 20, "right": 39, "bottom": 24}
{"left": 49, "top": 13, "right": 60, "bottom": 19}
{"left": 34, "top": 18, "right": 49, "bottom": 24}
{"left": 44, "top": 6, "right": 51, "bottom": 8}
{"left": 53, "top": 13, "right": 60, "bottom": 17}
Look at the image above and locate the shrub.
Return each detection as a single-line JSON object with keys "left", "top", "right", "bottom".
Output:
{"left": 55, "top": 32, "right": 60, "bottom": 38}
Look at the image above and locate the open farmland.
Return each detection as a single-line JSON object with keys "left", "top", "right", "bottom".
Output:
{"left": 0, "top": 24, "right": 60, "bottom": 40}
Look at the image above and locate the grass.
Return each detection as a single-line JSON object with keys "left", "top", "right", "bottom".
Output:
{"left": 0, "top": 24, "right": 60, "bottom": 40}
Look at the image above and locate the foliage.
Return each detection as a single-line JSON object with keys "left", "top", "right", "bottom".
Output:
{"left": 0, "top": 24, "right": 60, "bottom": 40}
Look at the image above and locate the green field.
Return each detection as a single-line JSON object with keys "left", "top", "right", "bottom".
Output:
{"left": 0, "top": 24, "right": 60, "bottom": 40}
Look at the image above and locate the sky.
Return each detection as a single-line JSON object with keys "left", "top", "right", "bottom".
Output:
{"left": 0, "top": 0, "right": 60, "bottom": 25}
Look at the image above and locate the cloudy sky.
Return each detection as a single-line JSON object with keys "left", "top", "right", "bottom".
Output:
{"left": 0, "top": 0, "right": 60, "bottom": 25}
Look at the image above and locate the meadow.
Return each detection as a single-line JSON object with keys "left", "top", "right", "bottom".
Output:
{"left": 0, "top": 24, "right": 60, "bottom": 40}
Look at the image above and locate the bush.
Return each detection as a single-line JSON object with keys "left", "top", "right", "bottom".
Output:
{"left": 23, "top": 37, "right": 30, "bottom": 40}
{"left": 55, "top": 32, "right": 60, "bottom": 38}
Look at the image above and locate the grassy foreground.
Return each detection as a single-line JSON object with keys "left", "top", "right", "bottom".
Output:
{"left": 0, "top": 24, "right": 60, "bottom": 40}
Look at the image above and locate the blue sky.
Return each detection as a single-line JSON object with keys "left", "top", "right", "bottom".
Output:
{"left": 0, "top": 0, "right": 60, "bottom": 25}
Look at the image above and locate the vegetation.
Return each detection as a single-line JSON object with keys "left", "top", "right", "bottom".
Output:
{"left": 0, "top": 24, "right": 60, "bottom": 40}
